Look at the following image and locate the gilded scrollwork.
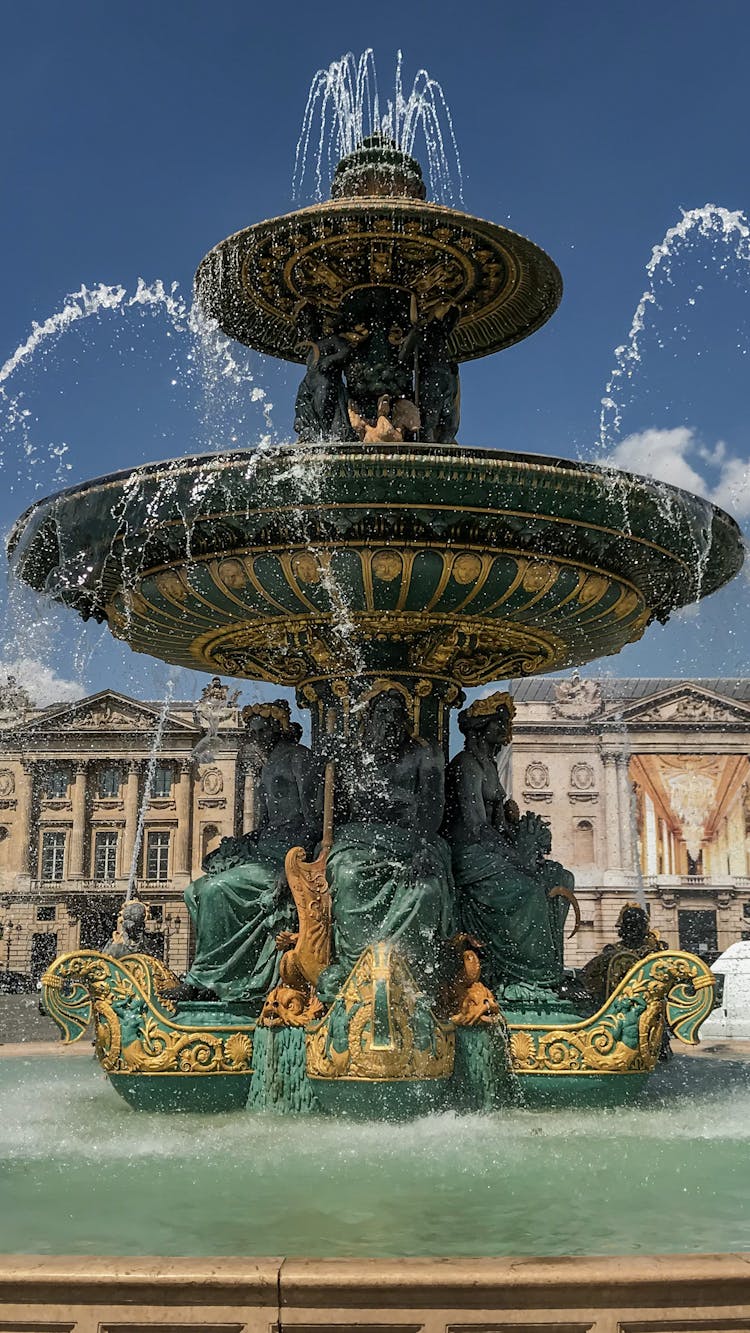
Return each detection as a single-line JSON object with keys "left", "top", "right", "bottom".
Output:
{"left": 41, "top": 951, "right": 254, "bottom": 1076}
{"left": 306, "top": 943, "right": 454, "bottom": 1081}
{"left": 508, "top": 950, "right": 714, "bottom": 1076}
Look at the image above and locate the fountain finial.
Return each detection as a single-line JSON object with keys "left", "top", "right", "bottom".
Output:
{"left": 331, "top": 134, "right": 427, "bottom": 201}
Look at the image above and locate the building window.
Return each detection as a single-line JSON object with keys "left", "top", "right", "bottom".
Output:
{"left": 44, "top": 767, "right": 70, "bottom": 799}
{"left": 36, "top": 904, "right": 55, "bottom": 922}
{"left": 41, "top": 831, "right": 66, "bottom": 881}
{"left": 146, "top": 830, "right": 170, "bottom": 881}
{"left": 94, "top": 830, "right": 118, "bottom": 881}
{"left": 97, "top": 766, "right": 121, "bottom": 799}
{"left": 151, "top": 764, "right": 173, "bottom": 798}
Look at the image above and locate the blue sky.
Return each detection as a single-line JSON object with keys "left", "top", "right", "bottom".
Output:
{"left": 1, "top": 0, "right": 749, "bottom": 710}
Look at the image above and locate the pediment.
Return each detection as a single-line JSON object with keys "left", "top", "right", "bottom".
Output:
{"left": 20, "top": 690, "right": 200, "bottom": 735}
{"left": 611, "top": 685, "right": 750, "bottom": 728}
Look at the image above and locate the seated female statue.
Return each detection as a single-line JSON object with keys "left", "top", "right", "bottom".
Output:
{"left": 179, "top": 701, "right": 318, "bottom": 1006}
{"left": 317, "top": 688, "right": 454, "bottom": 1002}
{"left": 443, "top": 693, "right": 571, "bottom": 998}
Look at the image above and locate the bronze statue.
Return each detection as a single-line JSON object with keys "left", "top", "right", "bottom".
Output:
{"left": 293, "top": 302, "right": 354, "bottom": 442}
{"left": 174, "top": 700, "right": 319, "bottom": 1004}
{"left": 443, "top": 692, "right": 574, "bottom": 997}
{"left": 317, "top": 687, "right": 454, "bottom": 1002}
{"left": 580, "top": 903, "right": 667, "bottom": 1007}
{"left": 400, "top": 303, "right": 460, "bottom": 442}
{"left": 104, "top": 896, "right": 151, "bottom": 958}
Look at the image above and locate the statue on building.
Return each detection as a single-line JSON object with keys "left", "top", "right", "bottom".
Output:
{"left": 0, "top": 674, "right": 32, "bottom": 725}
{"left": 192, "top": 676, "right": 241, "bottom": 764}
{"left": 552, "top": 671, "right": 603, "bottom": 719}
{"left": 175, "top": 700, "right": 318, "bottom": 1005}
{"left": 317, "top": 687, "right": 454, "bottom": 1002}
{"left": 442, "top": 692, "right": 574, "bottom": 998}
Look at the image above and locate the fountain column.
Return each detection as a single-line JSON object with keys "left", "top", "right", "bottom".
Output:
{"left": 616, "top": 753, "right": 636, "bottom": 871}
{"left": 121, "top": 761, "right": 141, "bottom": 879}
{"left": 68, "top": 761, "right": 89, "bottom": 879}
{"left": 601, "top": 752, "right": 623, "bottom": 870}
{"left": 16, "top": 761, "right": 35, "bottom": 876}
{"left": 174, "top": 760, "right": 192, "bottom": 876}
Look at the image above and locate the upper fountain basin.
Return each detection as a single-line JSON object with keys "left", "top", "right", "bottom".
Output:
{"left": 194, "top": 199, "right": 563, "bottom": 364}
{"left": 8, "top": 442, "right": 743, "bottom": 689}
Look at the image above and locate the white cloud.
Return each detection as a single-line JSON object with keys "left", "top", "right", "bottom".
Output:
{"left": 0, "top": 657, "right": 86, "bottom": 707}
{"left": 604, "top": 427, "right": 750, "bottom": 520}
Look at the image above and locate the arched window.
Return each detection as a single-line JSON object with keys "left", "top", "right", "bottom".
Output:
{"left": 202, "top": 824, "right": 221, "bottom": 863}
{"left": 574, "top": 819, "right": 595, "bottom": 865}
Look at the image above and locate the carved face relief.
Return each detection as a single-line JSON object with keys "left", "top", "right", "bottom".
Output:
{"left": 524, "top": 761, "right": 550, "bottom": 790}
{"left": 0, "top": 770, "right": 15, "bottom": 797}
{"left": 570, "top": 762, "right": 595, "bottom": 790}
{"left": 201, "top": 768, "right": 224, "bottom": 796}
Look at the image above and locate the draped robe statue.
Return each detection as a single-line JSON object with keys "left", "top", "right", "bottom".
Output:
{"left": 443, "top": 693, "right": 572, "bottom": 998}
{"left": 181, "top": 702, "right": 318, "bottom": 1005}
{"left": 317, "top": 689, "right": 454, "bottom": 1002}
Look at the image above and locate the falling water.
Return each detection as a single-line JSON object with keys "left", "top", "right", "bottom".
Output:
{"left": 599, "top": 204, "right": 750, "bottom": 450}
{"left": 125, "top": 680, "right": 175, "bottom": 900}
{"left": 294, "top": 49, "right": 463, "bottom": 205}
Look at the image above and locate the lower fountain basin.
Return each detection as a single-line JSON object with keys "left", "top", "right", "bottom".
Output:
{"left": 7, "top": 443, "right": 743, "bottom": 691}
{"left": 3, "top": 1049, "right": 750, "bottom": 1257}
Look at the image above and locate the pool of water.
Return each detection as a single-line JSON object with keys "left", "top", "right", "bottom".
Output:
{"left": 2, "top": 1052, "right": 750, "bottom": 1257}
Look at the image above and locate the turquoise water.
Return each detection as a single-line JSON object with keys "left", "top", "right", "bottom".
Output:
{"left": 1, "top": 1053, "right": 750, "bottom": 1257}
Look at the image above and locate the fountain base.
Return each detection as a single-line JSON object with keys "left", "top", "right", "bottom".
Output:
{"left": 41, "top": 944, "right": 715, "bottom": 1114}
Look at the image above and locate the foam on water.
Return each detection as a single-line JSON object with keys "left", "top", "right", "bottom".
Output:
{"left": 2, "top": 1053, "right": 750, "bottom": 1257}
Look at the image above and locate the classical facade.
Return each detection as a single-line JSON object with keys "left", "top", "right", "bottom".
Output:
{"left": 511, "top": 674, "right": 750, "bottom": 966}
{"left": 1, "top": 672, "right": 749, "bottom": 985}
{"left": 0, "top": 677, "right": 255, "bottom": 982}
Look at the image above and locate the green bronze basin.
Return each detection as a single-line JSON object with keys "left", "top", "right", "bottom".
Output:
{"left": 8, "top": 442, "right": 743, "bottom": 692}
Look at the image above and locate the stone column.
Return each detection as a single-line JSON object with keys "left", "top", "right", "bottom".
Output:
{"left": 601, "top": 752, "right": 622, "bottom": 871}
{"left": 68, "top": 761, "right": 88, "bottom": 880}
{"left": 241, "top": 756, "right": 262, "bottom": 834}
{"left": 16, "top": 761, "right": 35, "bottom": 876}
{"left": 121, "top": 761, "right": 141, "bottom": 880}
{"left": 616, "top": 754, "right": 636, "bottom": 872}
{"left": 174, "top": 760, "right": 192, "bottom": 876}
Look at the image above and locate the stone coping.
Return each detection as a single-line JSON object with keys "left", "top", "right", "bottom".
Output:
{"left": 1, "top": 1253, "right": 750, "bottom": 1330}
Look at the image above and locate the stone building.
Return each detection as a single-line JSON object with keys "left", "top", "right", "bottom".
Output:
{"left": 511, "top": 675, "right": 750, "bottom": 967}
{"left": 1, "top": 671, "right": 749, "bottom": 986}
{"left": 0, "top": 676, "right": 253, "bottom": 983}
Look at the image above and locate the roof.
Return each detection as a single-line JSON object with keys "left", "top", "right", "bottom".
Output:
{"left": 511, "top": 677, "right": 750, "bottom": 704}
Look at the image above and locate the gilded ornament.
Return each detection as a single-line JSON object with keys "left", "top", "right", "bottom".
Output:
{"left": 291, "top": 551, "right": 322, "bottom": 585}
{"left": 577, "top": 574, "right": 610, "bottom": 606}
{"left": 464, "top": 690, "right": 516, "bottom": 722}
{"left": 155, "top": 570, "right": 187, "bottom": 602}
{"left": 218, "top": 558, "right": 248, "bottom": 589}
{"left": 40, "top": 950, "right": 255, "bottom": 1076}
{"left": 507, "top": 950, "right": 715, "bottom": 1076}
{"left": 371, "top": 549, "right": 403, "bottom": 581}
{"left": 522, "top": 561, "right": 558, "bottom": 593}
{"left": 307, "top": 943, "right": 455, "bottom": 1082}
{"left": 452, "top": 552, "right": 483, "bottom": 585}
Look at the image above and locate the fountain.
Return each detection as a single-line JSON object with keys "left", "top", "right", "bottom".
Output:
{"left": 6, "top": 62, "right": 744, "bottom": 1118}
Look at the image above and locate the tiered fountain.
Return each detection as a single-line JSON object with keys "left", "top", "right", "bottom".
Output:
{"left": 8, "top": 103, "right": 743, "bottom": 1114}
